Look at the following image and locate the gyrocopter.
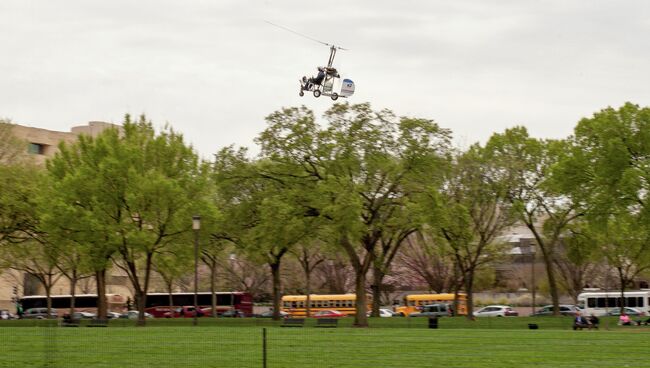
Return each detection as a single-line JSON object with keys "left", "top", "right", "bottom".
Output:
{"left": 266, "top": 21, "right": 355, "bottom": 100}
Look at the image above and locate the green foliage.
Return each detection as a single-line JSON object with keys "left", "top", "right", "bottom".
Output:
{"left": 428, "top": 143, "right": 517, "bottom": 317}
{"left": 255, "top": 102, "right": 451, "bottom": 325}
{"left": 43, "top": 115, "right": 213, "bottom": 321}
{"left": 568, "top": 103, "right": 650, "bottom": 294}
{"left": 0, "top": 164, "right": 43, "bottom": 245}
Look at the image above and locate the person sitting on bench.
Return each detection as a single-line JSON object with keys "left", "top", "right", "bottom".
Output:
{"left": 619, "top": 313, "right": 632, "bottom": 326}
{"left": 573, "top": 312, "right": 591, "bottom": 330}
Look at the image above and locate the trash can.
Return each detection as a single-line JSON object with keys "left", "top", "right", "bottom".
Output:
{"left": 428, "top": 317, "right": 438, "bottom": 329}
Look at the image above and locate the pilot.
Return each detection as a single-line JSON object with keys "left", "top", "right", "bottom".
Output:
{"left": 303, "top": 67, "right": 326, "bottom": 91}
{"left": 312, "top": 67, "right": 326, "bottom": 85}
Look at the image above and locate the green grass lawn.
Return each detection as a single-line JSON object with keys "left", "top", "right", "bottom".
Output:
{"left": 1, "top": 318, "right": 649, "bottom": 367}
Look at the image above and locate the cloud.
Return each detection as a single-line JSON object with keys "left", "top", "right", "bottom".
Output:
{"left": 1, "top": 0, "right": 649, "bottom": 157}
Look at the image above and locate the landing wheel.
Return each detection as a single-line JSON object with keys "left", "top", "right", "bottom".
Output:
{"left": 299, "top": 91, "right": 304, "bottom": 97}
{"left": 331, "top": 93, "right": 339, "bottom": 101}
{"left": 313, "top": 90, "right": 321, "bottom": 98}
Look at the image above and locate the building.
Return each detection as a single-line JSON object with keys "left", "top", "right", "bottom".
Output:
{"left": 0, "top": 121, "right": 128, "bottom": 310}
{"left": 7, "top": 121, "right": 118, "bottom": 164}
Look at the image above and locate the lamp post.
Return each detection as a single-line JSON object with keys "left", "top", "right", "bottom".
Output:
{"left": 529, "top": 241, "right": 536, "bottom": 316}
{"left": 192, "top": 215, "right": 201, "bottom": 326}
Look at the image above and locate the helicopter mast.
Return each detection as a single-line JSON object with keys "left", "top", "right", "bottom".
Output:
{"left": 327, "top": 46, "right": 337, "bottom": 69}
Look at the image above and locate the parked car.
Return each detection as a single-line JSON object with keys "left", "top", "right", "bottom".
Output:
{"left": 164, "top": 306, "right": 205, "bottom": 318}
{"left": 606, "top": 307, "right": 645, "bottom": 316}
{"left": 71, "top": 311, "right": 96, "bottom": 319}
{"left": 105, "top": 312, "right": 122, "bottom": 319}
{"left": 531, "top": 305, "right": 581, "bottom": 316}
{"left": 23, "top": 307, "right": 58, "bottom": 319}
{"left": 120, "top": 310, "right": 154, "bottom": 319}
{"left": 474, "top": 305, "right": 519, "bottom": 317}
{"left": 409, "top": 304, "right": 451, "bottom": 318}
{"left": 0, "top": 309, "right": 16, "bottom": 320}
{"left": 367, "top": 308, "right": 399, "bottom": 317}
{"left": 313, "top": 310, "right": 346, "bottom": 318}
{"left": 221, "top": 309, "right": 246, "bottom": 318}
{"left": 258, "top": 310, "right": 290, "bottom": 318}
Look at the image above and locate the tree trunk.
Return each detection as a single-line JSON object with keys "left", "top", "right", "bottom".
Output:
{"left": 136, "top": 290, "right": 147, "bottom": 326}
{"left": 95, "top": 270, "right": 107, "bottom": 319}
{"left": 270, "top": 261, "right": 282, "bottom": 321}
{"left": 464, "top": 270, "right": 475, "bottom": 320}
{"left": 44, "top": 280, "right": 53, "bottom": 319}
{"left": 353, "top": 271, "right": 369, "bottom": 327}
{"left": 539, "top": 245, "right": 560, "bottom": 315}
{"left": 210, "top": 260, "right": 217, "bottom": 317}
{"left": 618, "top": 268, "right": 628, "bottom": 314}
{"left": 305, "top": 267, "right": 312, "bottom": 318}
{"left": 451, "top": 265, "right": 463, "bottom": 316}
{"left": 371, "top": 264, "right": 384, "bottom": 317}
{"left": 526, "top": 221, "right": 561, "bottom": 316}
{"left": 69, "top": 275, "right": 77, "bottom": 317}
{"left": 167, "top": 283, "right": 174, "bottom": 310}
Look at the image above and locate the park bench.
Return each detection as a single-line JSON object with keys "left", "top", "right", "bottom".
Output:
{"left": 281, "top": 318, "right": 305, "bottom": 327}
{"left": 316, "top": 318, "right": 338, "bottom": 328}
{"left": 87, "top": 318, "right": 108, "bottom": 327}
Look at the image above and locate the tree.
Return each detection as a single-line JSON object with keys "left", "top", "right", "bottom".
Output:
{"left": 214, "top": 147, "right": 314, "bottom": 320}
{"left": 0, "top": 163, "right": 64, "bottom": 318}
{"left": 395, "top": 232, "right": 456, "bottom": 294}
{"left": 553, "top": 221, "right": 602, "bottom": 304}
{"left": 46, "top": 115, "right": 210, "bottom": 324}
{"left": 200, "top": 237, "right": 228, "bottom": 317}
{"left": 152, "top": 240, "right": 193, "bottom": 309}
{"left": 220, "top": 253, "right": 270, "bottom": 299}
{"left": 568, "top": 103, "right": 650, "bottom": 312}
{"left": 430, "top": 145, "right": 516, "bottom": 318}
{"left": 0, "top": 164, "right": 41, "bottom": 244}
{"left": 257, "top": 103, "right": 451, "bottom": 326}
{"left": 594, "top": 213, "right": 650, "bottom": 310}
{"left": 314, "top": 254, "right": 354, "bottom": 294}
{"left": 485, "top": 128, "right": 583, "bottom": 316}
{"left": 292, "top": 242, "right": 326, "bottom": 317}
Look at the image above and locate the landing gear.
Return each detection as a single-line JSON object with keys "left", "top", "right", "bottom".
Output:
{"left": 313, "top": 90, "right": 321, "bottom": 98}
{"left": 330, "top": 93, "right": 338, "bottom": 101}
{"left": 299, "top": 91, "right": 304, "bottom": 97}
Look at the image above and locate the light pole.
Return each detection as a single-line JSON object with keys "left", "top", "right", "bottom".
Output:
{"left": 529, "top": 241, "right": 536, "bottom": 316}
{"left": 192, "top": 215, "right": 201, "bottom": 327}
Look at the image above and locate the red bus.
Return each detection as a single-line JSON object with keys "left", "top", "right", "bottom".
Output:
{"left": 144, "top": 292, "right": 253, "bottom": 318}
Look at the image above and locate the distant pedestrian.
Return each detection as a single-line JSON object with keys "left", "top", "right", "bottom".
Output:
{"left": 16, "top": 303, "right": 24, "bottom": 319}
{"left": 619, "top": 313, "right": 632, "bottom": 326}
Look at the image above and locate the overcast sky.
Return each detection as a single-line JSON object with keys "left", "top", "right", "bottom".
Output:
{"left": 2, "top": 1, "right": 649, "bottom": 158}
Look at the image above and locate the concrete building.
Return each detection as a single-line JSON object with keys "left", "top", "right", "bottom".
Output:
{"left": 8, "top": 121, "right": 119, "bottom": 165}
{"left": 0, "top": 121, "right": 125, "bottom": 310}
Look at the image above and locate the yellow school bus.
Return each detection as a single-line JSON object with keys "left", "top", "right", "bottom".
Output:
{"left": 395, "top": 293, "right": 467, "bottom": 316}
{"left": 281, "top": 294, "right": 370, "bottom": 317}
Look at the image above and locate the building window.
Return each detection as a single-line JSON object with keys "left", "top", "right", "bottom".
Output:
{"left": 27, "top": 143, "right": 45, "bottom": 155}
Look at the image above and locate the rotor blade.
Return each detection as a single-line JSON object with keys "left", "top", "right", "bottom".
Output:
{"left": 265, "top": 21, "right": 346, "bottom": 50}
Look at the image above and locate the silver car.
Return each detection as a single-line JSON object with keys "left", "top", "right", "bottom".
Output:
{"left": 474, "top": 305, "right": 519, "bottom": 317}
{"left": 531, "top": 304, "right": 581, "bottom": 316}
{"left": 23, "top": 307, "right": 58, "bottom": 319}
